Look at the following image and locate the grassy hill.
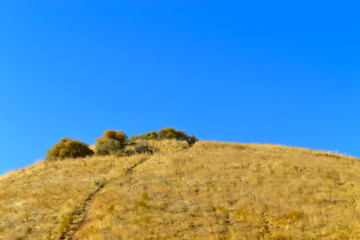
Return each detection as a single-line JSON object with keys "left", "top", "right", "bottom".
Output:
{"left": 0, "top": 140, "right": 359, "bottom": 239}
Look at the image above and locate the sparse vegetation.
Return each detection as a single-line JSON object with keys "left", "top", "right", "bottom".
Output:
{"left": 45, "top": 137, "right": 94, "bottom": 161}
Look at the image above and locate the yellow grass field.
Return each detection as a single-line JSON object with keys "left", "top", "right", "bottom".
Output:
{"left": 0, "top": 141, "right": 359, "bottom": 239}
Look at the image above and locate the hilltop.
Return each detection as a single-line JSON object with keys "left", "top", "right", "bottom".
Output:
{"left": 0, "top": 140, "right": 359, "bottom": 239}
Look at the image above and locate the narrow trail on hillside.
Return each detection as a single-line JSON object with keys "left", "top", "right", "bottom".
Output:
{"left": 59, "top": 156, "right": 149, "bottom": 240}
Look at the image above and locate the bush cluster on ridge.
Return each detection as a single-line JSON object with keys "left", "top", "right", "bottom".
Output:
{"left": 129, "top": 127, "right": 197, "bottom": 145}
{"left": 45, "top": 128, "right": 197, "bottom": 161}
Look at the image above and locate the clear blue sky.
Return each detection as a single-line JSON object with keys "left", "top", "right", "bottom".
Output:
{"left": 0, "top": 1, "right": 359, "bottom": 174}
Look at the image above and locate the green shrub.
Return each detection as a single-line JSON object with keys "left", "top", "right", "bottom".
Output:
{"left": 182, "top": 134, "right": 198, "bottom": 145}
{"left": 144, "top": 131, "right": 159, "bottom": 139}
{"left": 96, "top": 138, "right": 125, "bottom": 156}
{"left": 158, "top": 127, "right": 184, "bottom": 139}
{"left": 128, "top": 136, "right": 137, "bottom": 144}
{"left": 46, "top": 137, "right": 94, "bottom": 161}
{"left": 129, "top": 128, "right": 198, "bottom": 145}
{"left": 128, "top": 131, "right": 159, "bottom": 144}
{"left": 158, "top": 127, "right": 198, "bottom": 145}
{"left": 101, "top": 130, "right": 127, "bottom": 145}
{"left": 95, "top": 130, "right": 128, "bottom": 155}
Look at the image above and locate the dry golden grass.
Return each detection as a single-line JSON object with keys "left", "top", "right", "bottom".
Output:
{"left": 0, "top": 153, "right": 151, "bottom": 239}
{"left": 1, "top": 140, "right": 360, "bottom": 239}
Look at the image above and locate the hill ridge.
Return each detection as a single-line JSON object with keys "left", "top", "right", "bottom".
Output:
{"left": 0, "top": 141, "right": 359, "bottom": 239}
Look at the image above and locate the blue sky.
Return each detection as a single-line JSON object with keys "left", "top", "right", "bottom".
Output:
{"left": 0, "top": 1, "right": 359, "bottom": 174}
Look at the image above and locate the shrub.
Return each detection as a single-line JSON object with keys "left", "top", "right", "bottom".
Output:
{"left": 128, "top": 136, "right": 138, "bottom": 144}
{"left": 128, "top": 131, "right": 159, "bottom": 144}
{"left": 129, "top": 128, "right": 198, "bottom": 145}
{"left": 158, "top": 127, "right": 198, "bottom": 145}
{"left": 95, "top": 130, "right": 128, "bottom": 155}
{"left": 101, "top": 130, "right": 127, "bottom": 145}
{"left": 183, "top": 134, "right": 198, "bottom": 145}
{"left": 96, "top": 138, "right": 125, "bottom": 156}
{"left": 46, "top": 137, "right": 94, "bottom": 161}
{"left": 158, "top": 127, "right": 184, "bottom": 139}
{"left": 144, "top": 131, "right": 159, "bottom": 140}
{"left": 134, "top": 143, "right": 158, "bottom": 154}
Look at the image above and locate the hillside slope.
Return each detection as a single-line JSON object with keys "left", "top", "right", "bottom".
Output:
{"left": 0, "top": 141, "right": 359, "bottom": 239}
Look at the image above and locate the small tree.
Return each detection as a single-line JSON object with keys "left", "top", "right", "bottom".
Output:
{"left": 95, "top": 130, "right": 128, "bottom": 155}
{"left": 46, "top": 137, "right": 94, "bottom": 161}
